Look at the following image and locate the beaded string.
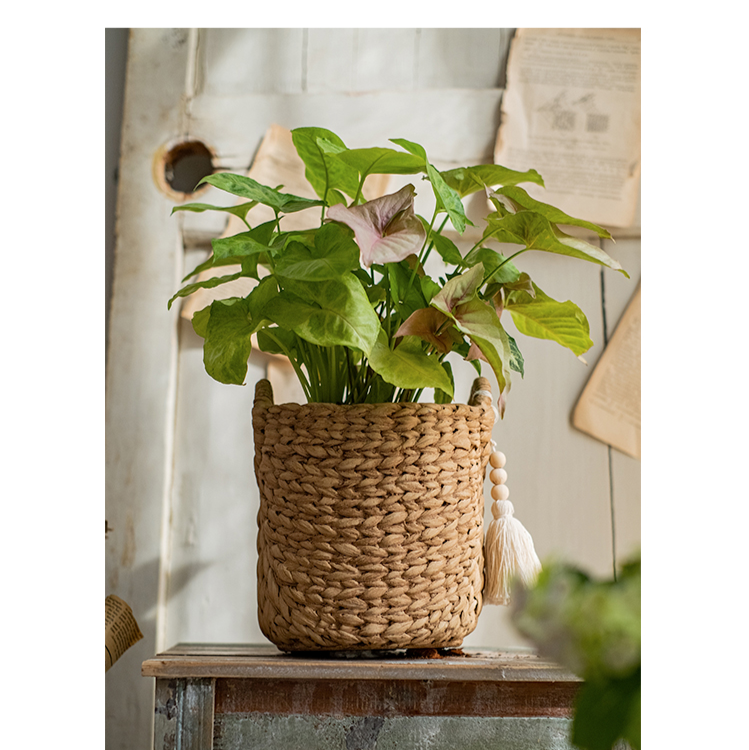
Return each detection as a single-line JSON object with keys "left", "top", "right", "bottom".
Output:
{"left": 473, "top": 390, "right": 541, "bottom": 606}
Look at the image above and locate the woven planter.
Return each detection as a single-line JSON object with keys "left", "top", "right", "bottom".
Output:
{"left": 252, "top": 376, "right": 495, "bottom": 652}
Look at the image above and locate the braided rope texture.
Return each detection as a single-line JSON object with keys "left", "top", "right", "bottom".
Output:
{"left": 252, "top": 377, "right": 495, "bottom": 651}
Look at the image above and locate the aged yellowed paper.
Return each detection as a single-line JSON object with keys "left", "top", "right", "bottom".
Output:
{"left": 495, "top": 28, "right": 641, "bottom": 228}
{"left": 573, "top": 285, "right": 641, "bottom": 459}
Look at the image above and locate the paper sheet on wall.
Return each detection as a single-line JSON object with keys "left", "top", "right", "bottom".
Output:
{"left": 573, "top": 285, "right": 641, "bottom": 459}
{"left": 494, "top": 28, "right": 641, "bottom": 229}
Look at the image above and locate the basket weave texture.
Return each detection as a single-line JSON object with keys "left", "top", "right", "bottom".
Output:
{"left": 252, "top": 377, "right": 495, "bottom": 651}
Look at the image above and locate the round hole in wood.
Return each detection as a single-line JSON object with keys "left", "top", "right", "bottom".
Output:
{"left": 162, "top": 140, "right": 214, "bottom": 194}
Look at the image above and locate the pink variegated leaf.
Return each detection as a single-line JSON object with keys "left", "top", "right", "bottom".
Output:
{"left": 466, "top": 340, "right": 489, "bottom": 363}
{"left": 395, "top": 307, "right": 461, "bottom": 354}
{"left": 326, "top": 185, "right": 426, "bottom": 268}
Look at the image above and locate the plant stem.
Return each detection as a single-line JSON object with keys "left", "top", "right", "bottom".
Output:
{"left": 262, "top": 330, "right": 312, "bottom": 401}
{"left": 480, "top": 248, "right": 529, "bottom": 286}
{"left": 352, "top": 175, "right": 366, "bottom": 206}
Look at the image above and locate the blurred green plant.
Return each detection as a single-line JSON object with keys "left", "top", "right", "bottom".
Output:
{"left": 511, "top": 552, "right": 641, "bottom": 750}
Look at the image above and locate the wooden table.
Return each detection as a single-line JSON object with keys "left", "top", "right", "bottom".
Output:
{"left": 142, "top": 644, "right": 581, "bottom": 750}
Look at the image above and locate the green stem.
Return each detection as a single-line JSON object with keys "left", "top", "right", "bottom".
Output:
{"left": 352, "top": 175, "right": 366, "bottom": 206}
{"left": 480, "top": 247, "right": 529, "bottom": 287}
{"left": 262, "top": 330, "right": 311, "bottom": 401}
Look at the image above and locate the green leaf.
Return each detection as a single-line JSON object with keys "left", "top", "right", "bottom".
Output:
{"left": 507, "top": 334, "right": 524, "bottom": 376}
{"left": 505, "top": 282, "right": 593, "bottom": 356}
{"left": 168, "top": 271, "right": 243, "bottom": 309}
{"left": 386, "top": 260, "right": 429, "bottom": 321}
{"left": 181, "top": 220, "right": 278, "bottom": 282}
{"left": 420, "top": 221, "right": 465, "bottom": 266}
{"left": 256, "top": 326, "right": 298, "bottom": 357}
{"left": 441, "top": 164, "right": 545, "bottom": 197}
{"left": 171, "top": 200, "right": 258, "bottom": 224}
{"left": 571, "top": 672, "right": 641, "bottom": 750}
{"left": 333, "top": 147, "right": 426, "bottom": 178}
{"left": 275, "top": 223, "right": 360, "bottom": 281}
{"left": 290, "top": 127, "right": 361, "bottom": 202}
{"left": 440, "top": 295, "right": 514, "bottom": 407}
{"left": 431, "top": 264, "right": 485, "bottom": 316}
{"left": 390, "top": 139, "right": 468, "bottom": 234}
{"left": 395, "top": 307, "right": 461, "bottom": 354}
{"left": 426, "top": 163, "right": 467, "bottom": 234}
{"left": 265, "top": 273, "right": 380, "bottom": 354}
{"left": 211, "top": 231, "right": 274, "bottom": 263}
{"left": 202, "top": 298, "right": 255, "bottom": 385}
{"left": 389, "top": 138, "right": 427, "bottom": 162}
{"left": 246, "top": 276, "right": 278, "bottom": 323}
{"left": 191, "top": 305, "right": 211, "bottom": 338}
{"left": 484, "top": 211, "right": 627, "bottom": 275}
{"left": 463, "top": 247, "right": 521, "bottom": 284}
{"left": 367, "top": 330, "right": 454, "bottom": 397}
{"left": 434, "top": 361, "right": 454, "bottom": 403}
{"left": 491, "top": 185, "right": 613, "bottom": 239}
{"left": 198, "top": 172, "right": 323, "bottom": 214}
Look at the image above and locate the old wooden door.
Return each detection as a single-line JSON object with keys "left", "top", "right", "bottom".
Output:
{"left": 106, "top": 28, "right": 640, "bottom": 750}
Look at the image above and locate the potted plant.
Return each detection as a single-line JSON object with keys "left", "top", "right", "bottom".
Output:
{"left": 168, "top": 127, "right": 626, "bottom": 652}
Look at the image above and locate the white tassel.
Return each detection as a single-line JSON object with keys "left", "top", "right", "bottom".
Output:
{"left": 483, "top": 443, "right": 542, "bottom": 606}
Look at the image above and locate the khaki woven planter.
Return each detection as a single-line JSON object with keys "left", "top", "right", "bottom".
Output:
{"left": 252, "top": 377, "right": 495, "bottom": 652}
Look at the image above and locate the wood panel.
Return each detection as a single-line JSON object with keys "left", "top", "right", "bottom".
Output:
{"left": 146, "top": 646, "right": 579, "bottom": 748}
{"left": 602, "top": 238, "right": 642, "bottom": 565}
{"left": 106, "top": 28, "right": 193, "bottom": 750}
{"left": 200, "top": 29, "right": 305, "bottom": 95}
{"left": 214, "top": 678, "right": 578, "bottom": 717}
{"left": 416, "top": 28, "right": 508, "bottom": 89}
{"left": 142, "top": 644, "right": 579, "bottom": 682}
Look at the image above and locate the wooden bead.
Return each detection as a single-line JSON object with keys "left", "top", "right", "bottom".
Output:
{"left": 491, "top": 483, "right": 509, "bottom": 501}
{"left": 489, "top": 450, "right": 506, "bottom": 469}
{"left": 489, "top": 467, "right": 507, "bottom": 485}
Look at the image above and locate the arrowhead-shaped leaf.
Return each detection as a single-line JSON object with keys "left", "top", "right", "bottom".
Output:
{"left": 275, "top": 223, "right": 360, "bottom": 280}
{"left": 484, "top": 211, "right": 627, "bottom": 275}
{"left": 168, "top": 271, "right": 243, "bottom": 310}
{"left": 201, "top": 298, "right": 255, "bottom": 385}
{"left": 441, "top": 164, "right": 545, "bottom": 197}
{"left": 211, "top": 231, "right": 274, "bottom": 262}
{"left": 326, "top": 185, "right": 426, "bottom": 268}
{"left": 395, "top": 307, "right": 462, "bottom": 354}
{"left": 264, "top": 274, "right": 380, "bottom": 354}
{"left": 426, "top": 163, "right": 467, "bottom": 234}
{"left": 333, "top": 147, "right": 426, "bottom": 178}
{"left": 367, "top": 330, "right": 454, "bottom": 397}
{"left": 390, "top": 139, "right": 468, "bottom": 234}
{"left": 462, "top": 248, "right": 522, "bottom": 284}
{"left": 171, "top": 200, "right": 259, "bottom": 225}
{"left": 291, "top": 127, "right": 361, "bottom": 202}
{"left": 182, "top": 220, "right": 277, "bottom": 282}
{"left": 490, "top": 185, "right": 613, "bottom": 239}
{"left": 451, "top": 297, "right": 515, "bottom": 411}
{"left": 505, "top": 282, "right": 593, "bottom": 356}
{"left": 198, "top": 172, "right": 323, "bottom": 213}
{"left": 431, "top": 264, "right": 485, "bottom": 316}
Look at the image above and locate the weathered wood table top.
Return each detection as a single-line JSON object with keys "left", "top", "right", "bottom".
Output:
{"left": 143, "top": 642, "right": 577, "bottom": 682}
{"left": 143, "top": 644, "right": 582, "bottom": 749}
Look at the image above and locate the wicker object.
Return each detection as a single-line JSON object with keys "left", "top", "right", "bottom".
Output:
{"left": 252, "top": 377, "right": 495, "bottom": 651}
